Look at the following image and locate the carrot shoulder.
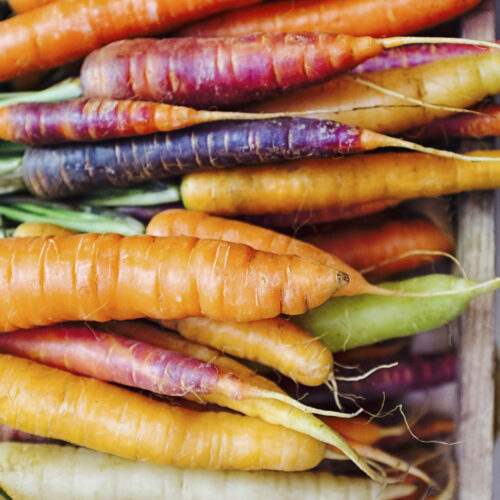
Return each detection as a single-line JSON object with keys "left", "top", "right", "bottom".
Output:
{"left": 0, "top": 233, "right": 348, "bottom": 331}
{"left": 0, "top": 0, "right": 263, "bottom": 82}
{"left": 0, "top": 353, "right": 324, "bottom": 470}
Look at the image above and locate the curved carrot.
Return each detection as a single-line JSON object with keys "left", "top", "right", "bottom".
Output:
{"left": 303, "top": 216, "right": 455, "bottom": 279}
{"left": 178, "top": 0, "right": 481, "bottom": 37}
{"left": 161, "top": 317, "right": 333, "bottom": 386}
{"left": 0, "top": 353, "right": 325, "bottom": 471}
{"left": 81, "top": 33, "right": 382, "bottom": 108}
{"left": 146, "top": 208, "right": 389, "bottom": 297}
{"left": 0, "top": 0, "right": 263, "bottom": 82}
{"left": 180, "top": 151, "right": 500, "bottom": 215}
{"left": 13, "top": 221, "right": 77, "bottom": 237}
{"left": 7, "top": 0, "right": 53, "bottom": 12}
{"left": 0, "top": 233, "right": 348, "bottom": 331}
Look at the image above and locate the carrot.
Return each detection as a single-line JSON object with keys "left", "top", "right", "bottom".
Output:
{"left": 180, "top": 151, "right": 500, "bottom": 215}
{"left": 407, "top": 104, "right": 500, "bottom": 141}
{"left": 0, "top": 0, "right": 264, "bottom": 82}
{"left": 293, "top": 274, "right": 500, "bottom": 352}
{"left": 351, "top": 42, "right": 494, "bottom": 75}
{"left": 161, "top": 317, "right": 333, "bottom": 386}
{"left": 302, "top": 215, "right": 455, "bottom": 280}
{"left": 146, "top": 208, "right": 392, "bottom": 297}
{"left": 7, "top": 0, "right": 53, "bottom": 12}
{"left": 22, "top": 116, "right": 494, "bottom": 200}
{"left": 108, "top": 320, "right": 411, "bottom": 480}
{"left": 0, "top": 324, "right": 343, "bottom": 415}
{"left": 0, "top": 353, "right": 325, "bottom": 470}
{"left": 81, "top": 33, "right": 383, "bottom": 109}
{"left": 239, "top": 199, "right": 402, "bottom": 229}
{"left": 178, "top": 0, "right": 481, "bottom": 37}
{"left": 0, "top": 443, "right": 416, "bottom": 500}
{"left": 13, "top": 221, "right": 77, "bottom": 237}
{"left": 0, "top": 422, "right": 59, "bottom": 444}
{"left": 250, "top": 51, "right": 500, "bottom": 135}
{"left": 0, "top": 233, "right": 347, "bottom": 330}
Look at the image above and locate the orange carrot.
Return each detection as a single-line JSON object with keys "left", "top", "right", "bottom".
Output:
{"left": 0, "top": 353, "right": 325, "bottom": 471}
{"left": 7, "top": 0, "right": 53, "bottom": 12}
{"left": 13, "top": 222, "right": 77, "bottom": 237}
{"left": 146, "top": 208, "right": 386, "bottom": 297}
{"left": 0, "top": 0, "right": 263, "bottom": 82}
{"left": 161, "top": 317, "right": 333, "bottom": 386}
{"left": 180, "top": 151, "right": 500, "bottom": 215}
{"left": 0, "top": 233, "right": 347, "bottom": 331}
{"left": 178, "top": 0, "right": 481, "bottom": 38}
{"left": 303, "top": 215, "right": 455, "bottom": 280}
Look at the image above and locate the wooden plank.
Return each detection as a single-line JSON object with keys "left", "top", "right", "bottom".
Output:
{"left": 457, "top": 2, "right": 496, "bottom": 498}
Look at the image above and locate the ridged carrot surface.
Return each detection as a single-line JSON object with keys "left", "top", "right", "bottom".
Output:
{"left": 0, "top": 354, "right": 324, "bottom": 470}
{"left": 147, "top": 208, "right": 382, "bottom": 296}
{"left": 0, "top": 0, "right": 263, "bottom": 82}
{"left": 80, "top": 33, "right": 382, "bottom": 108}
{"left": 0, "top": 233, "right": 347, "bottom": 331}
{"left": 181, "top": 151, "right": 500, "bottom": 215}
{"left": 179, "top": 0, "right": 481, "bottom": 37}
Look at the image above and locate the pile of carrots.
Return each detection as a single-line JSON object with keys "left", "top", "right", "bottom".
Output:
{"left": 0, "top": 0, "right": 496, "bottom": 498}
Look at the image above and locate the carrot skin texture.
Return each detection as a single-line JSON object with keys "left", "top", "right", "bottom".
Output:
{"left": 407, "top": 104, "right": 500, "bottom": 141}
{"left": 0, "top": 98, "right": 230, "bottom": 145}
{"left": 0, "top": 325, "right": 220, "bottom": 397}
{"left": 23, "top": 118, "right": 369, "bottom": 200}
{"left": 0, "top": 0, "right": 264, "bottom": 82}
{"left": 178, "top": 0, "right": 481, "bottom": 38}
{"left": 351, "top": 43, "right": 492, "bottom": 75}
{"left": 147, "top": 208, "right": 379, "bottom": 297}
{"left": 303, "top": 216, "right": 455, "bottom": 279}
{"left": 0, "top": 234, "right": 346, "bottom": 331}
{"left": 81, "top": 34, "right": 382, "bottom": 108}
{"left": 0, "top": 354, "right": 324, "bottom": 470}
{"left": 180, "top": 151, "right": 500, "bottom": 215}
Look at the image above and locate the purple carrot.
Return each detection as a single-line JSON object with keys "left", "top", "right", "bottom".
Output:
{"left": 0, "top": 422, "right": 62, "bottom": 444}
{"left": 280, "top": 352, "right": 456, "bottom": 407}
{"left": 406, "top": 103, "right": 500, "bottom": 141}
{"left": 81, "top": 33, "right": 383, "bottom": 108}
{"left": 351, "top": 42, "right": 494, "bottom": 74}
{"left": 21, "top": 117, "right": 386, "bottom": 199}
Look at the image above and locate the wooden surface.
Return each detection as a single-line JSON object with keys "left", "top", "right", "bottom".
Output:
{"left": 457, "top": 2, "right": 497, "bottom": 498}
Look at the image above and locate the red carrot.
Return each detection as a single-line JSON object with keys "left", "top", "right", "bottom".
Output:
{"left": 407, "top": 104, "right": 500, "bottom": 141}
{"left": 81, "top": 33, "right": 382, "bottom": 108}
{"left": 0, "top": 0, "right": 264, "bottom": 82}
{"left": 178, "top": 0, "right": 481, "bottom": 38}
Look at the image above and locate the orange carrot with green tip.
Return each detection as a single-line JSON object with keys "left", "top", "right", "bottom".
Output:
{"left": 0, "top": 353, "right": 326, "bottom": 471}
{"left": 0, "top": 0, "right": 264, "bottom": 82}
{"left": 178, "top": 0, "right": 481, "bottom": 38}
{"left": 0, "top": 233, "right": 348, "bottom": 331}
{"left": 180, "top": 151, "right": 500, "bottom": 215}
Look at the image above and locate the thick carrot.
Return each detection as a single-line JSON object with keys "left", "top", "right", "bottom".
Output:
{"left": 13, "top": 221, "right": 77, "bottom": 237}
{"left": 407, "top": 104, "right": 500, "bottom": 141}
{"left": 0, "top": 98, "right": 300, "bottom": 145}
{"left": 22, "top": 116, "right": 477, "bottom": 200}
{"left": 0, "top": 443, "right": 415, "bottom": 500}
{"left": 250, "top": 52, "right": 500, "bottom": 135}
{"left": 0, "top": 233, "right": 347, "bottom": 331}
{"left": 7, "top": 0, "right": 52, "bottom": 12}
{"left": 302, "top": 215, "right": 455, "bottom": 280}
{"left": 351, "top": 43, "right": 494, "bottom": 74}
{"left": 161, "top": 317, "right": 333, "bottom": 386}
{"left": 0, "top": 353, "right": 325, "bottom": 470}
{"left": 180, "top": 151, "right": 500, "bottom": 215}
{"left": 178, "top": 0, "right": 481, "bottom": 37}
{"left": 239, "top": 199, "right": 402, "bottom": 229}
{"left": 0, "top": 324, "right": 342, "bottom": 414}
{"left": 81, "top": 33, "right": 382, "bottom": 108}
{"left": 146, "top": 208, "right": 387, "bottom": 297}
{"left": 0, "top": 0, "right": 264, "bottom": 82}
{"left": 293, "top": 274, "right": 500, "bottom": 352}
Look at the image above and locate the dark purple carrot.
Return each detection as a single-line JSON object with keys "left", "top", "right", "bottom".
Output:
{"left": 21, "top": 116, "right": 487, "bottom": 200}
{"left": 280, "top": 352, "right": 456, "bottom": 406}
{"left": 351, "top": 42, "right": 494, "bottom": 74}
{"left": 81, "top": 33, "right": 383, "bottom": 108}
{"left": 406, "top": 103, "right": 500, "bottom": 141}
{"left": 0, "top": 324, "right": 346, "bottom": 416}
